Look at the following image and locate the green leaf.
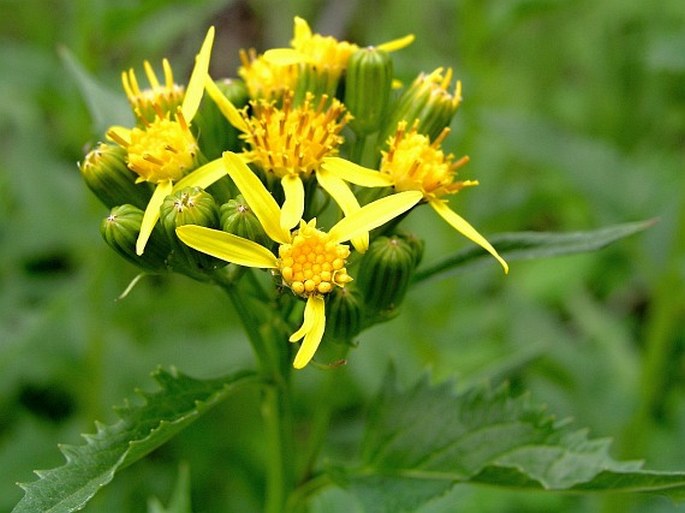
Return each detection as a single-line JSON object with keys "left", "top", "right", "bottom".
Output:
{"left": 333, "top": 371, "right": 685, "bottom": 513}
{"left": 413, "top": 219, "right": 655, "bottom": 283}
{"left": 58, "top": 46, "right": 134, "bottom": 135}
{"left": 147, "top": 463, "right": 192, "bottom": 513}
{"left": 12, "top": 368, "right": 258, "bottom": 513}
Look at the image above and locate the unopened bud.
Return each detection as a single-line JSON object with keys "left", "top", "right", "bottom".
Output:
{"left": 160, "top": 186, "right": 224, "bottom": 274}
{"left": 326, "top": 285, "right": 364, "bottom": 343}
{"left": 220, "top": 195, "right": 271, "bottom": 248}
{"left": 101, "top": 204, "right": 169, "bottom": 271}
{"left": 381, "top": 67, "right": 462, "bottom": 142}
{"left": 80, "top": 143, "right": 152, "bottom": 210}
{"left": 344, "top": 47, "right": 393, "bottom": 135}
{"left": 357, "top": 234, "right": 419, "bottom": 314}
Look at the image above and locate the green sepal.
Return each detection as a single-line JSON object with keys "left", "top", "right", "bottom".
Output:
{"left": 100, "top": 204, "right": 169, "bottom": 271}
{"left": 160, "top": 186, "right": 225, "bottom": 276}
{"left": 325, "top": 285, "right": 364, "bottom": 344}
{"left": 80, "top": 142, "right": 153, "bottom": 210}
{"left": 357, "top": 234, "right": 419, "bottom": 316}
{"left": 344, "top": 48, "right": 393, "bottom": 135}
{"left": 220, "top": 195, "right": 271, "bottom": 248}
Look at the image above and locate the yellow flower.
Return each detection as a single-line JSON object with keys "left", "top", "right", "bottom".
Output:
{"left": 121, "top": 58, "right": 185, "bottom": 123}
{"left": 238, "top": 48, "right": 298, "bottom": 100}
{"left": 107, "top": 27, "right": 228, "bottom": 255}
{"left": 321, "top": 121, "right": 509, "bottom": 273}
{"left": 176, "top": 152, "right": 422, "bottom": 368}
{"left": 264, "top": 17, "right": 414, "bottom": 78}
{"left": 204, "top": 85, "right": 390, "bottom": 251}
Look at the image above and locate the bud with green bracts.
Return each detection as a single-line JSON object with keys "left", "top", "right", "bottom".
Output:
{"left": 344, "top": 47, "right": 393, "bottom": 135}
{"left": 293, "top": 65, "right": 340, "bottom": 106}
{"left": 356, "top": 234, "right": 420, "bottom": 315}
{"left": 160, "top": 186, "right": 225, "bottom": 274}
{"left": 220, "top": 195, "right": 271, "bottom": 248}
{"left": 80, "top": 143, "right": 153, "bottom": 210}
{"left": 101, "top": 204, "right": 169, "bottom": 271}
{"left": 326, "top": 285, "right": 364, "bottom": 343}
{"left": 380, "top": 69, "right": 461, "bottom": 142}
{"left": 193, "top": 78, "right": 249, "bottom": 160}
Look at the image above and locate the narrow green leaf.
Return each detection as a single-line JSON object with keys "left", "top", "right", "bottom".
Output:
{"left": 12, "top": 368, "right": 258, "bottom": 513}
{"left": 58, "top": 46, "right": 134, "bottom": 135}
{"left": 413, "top": 219, "right": 655, "bottom": 283}
{"left": 333, "top": 371, "right": 685, "bottom": 513}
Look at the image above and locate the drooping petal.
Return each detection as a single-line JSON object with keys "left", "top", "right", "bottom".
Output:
{"left": 173, "top": 157, "right": 227, "bottom": 191}
{"left": 263, "top": 48, "right": 305, "bottom": 66}
{"left": 316, "top": 167, "right": 368, "bottom": 252}
{"left": 136, "top": 179, "right": 173, "bottom": 255}
{"left": 181, "top": 26, "right": 215, "bottom": 122}
{"left": 176, "top": 225, "right": 278, "bottom": 268}
{"left": 223, "top": 152, "right": 290, "bottom": 244}
{"left": 328, "top": 190, "right": 422, "bottom": 244}
{"left": 321, "top": 157, "right": 394, "bottom": 188}
{"left": 205, "top": 77, "right": 249, "bottom": 133}
{"left": 280, "top": 175, "right": 305, "bottom": 231}
{"left": 430, "top": 199, "right": 509, "bottom": 274}
{"left": 376, "top": 33, "right": 415, "bottom": 53}
{"left": 291, "top": 295, "right": 326, "bottom": 369}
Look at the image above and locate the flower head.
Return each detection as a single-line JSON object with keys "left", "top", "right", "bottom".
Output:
{"left": 176, "top": 151, "right": 422, "bottom": 368}
{"left": 122, "top": 59, "right": 185, "bottom": 123}
{"left": 238, "top": 48, "right": 298, "bottom": 100}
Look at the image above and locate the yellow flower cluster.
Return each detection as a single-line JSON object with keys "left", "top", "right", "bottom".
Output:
{"left": 82, "top": 16, "right": 507, "bottom": 370}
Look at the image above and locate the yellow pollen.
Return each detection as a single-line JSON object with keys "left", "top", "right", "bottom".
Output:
{"left": 242, "top": 92, "right": 350, "bottom": 179}
{"left": 380, "top": 121, "right": 476, "bottom": 201}
{"left": 124, "top": 111, "right": 198, "bottom": 184}
{"left": 278, "top": 220, "right": 352, "bottom": 297}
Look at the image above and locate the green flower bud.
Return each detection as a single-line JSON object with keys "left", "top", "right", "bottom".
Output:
{"left": 326, "top": 285, "right": 364, "bottom": 343}
{"left": 293, "top": 64, "right": 340, "bottom": 106}
{"left": 100, "top": 204, "right": 169, "bottom": 271}
{"left": 220, "top": 195, "right": 271, "bottom": 248}
{"left": 381, "top": 67, "right": 462, "bottom": 142}
{"left": 357, "top": 234, "right": 419, "bottom": 314}
{"left": 394, "top": 230, "right": 425, "bottom": 268}
{"left": 193, "top": 78, "right": 249, "bottom": 160}
{"left": 160, "top": 186, "right": 224, "bottom": 274}
{"left": 344, "top": 47, "right": 393, "bottom": 135}
{"left": 80, "top": 143, "right": 152, "bottom": 210}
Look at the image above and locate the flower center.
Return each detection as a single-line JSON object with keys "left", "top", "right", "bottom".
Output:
{"left": 238, "top": 48, "right": 298, "bottom": 100}
{"left": 241, "top": 92, "right": 349, "bottom": 179}
{"left": 125, "top": 111, "right": 198, "bottom": 183}
{"left": 381, "top": 121, "right": 475, "bottom": 200}
{"left": 122, "top": 60, "right": 185, "bottom": 122}
{"left": 278, "top": 220, "right": 352, "bottom": 297}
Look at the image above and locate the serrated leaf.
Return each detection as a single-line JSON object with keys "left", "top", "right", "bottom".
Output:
{"left": 413, "top": 219, "right": 655, "bottom": 283}
{"left": 58, "top": 46, "right": 134, "bottom": 135}
{"left": 12, "top": 368, "right": 258, "bottom": 513}
{"left": 333, "top": 371, "right": 685, "bottom": 513}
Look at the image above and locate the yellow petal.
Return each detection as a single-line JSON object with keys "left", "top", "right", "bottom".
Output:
{"left": 263, "top": 48, "right": 305, "bottom": 66}
{"left": 329, "top": 191, "right": 422, "bottom": 244}
{"left": 173, "top": 157, "right": 226, "bottom": 191}
{"left": 376, "top": 33, "right": 415, "bottom": 53}
{"left": 181, "top": 26, "right": 215, "bottom": 122}
{"left": 316, "top": 167, "right": 368, "bottom": 252}
{"left": 321, "top": 157, "right": 394, "bottom": 188}
{"left": 430, "top": 200, "right": 509, "bottom": 274}
{"left": 280, "top": 175, "right": 304, "bottom": 231}
{"left": 106, "top": 125, "right": 132, "bottom": 147}
{"left": 176, "top": 225, "right": 278, "bottom": 268}
{"left": 143, "top": 60, "right": 160, "bottom": 89}
{"left": 205, "top": 77, "right": 249, "bottom": 133}
{"left": 223, "top": 152, "right": 290, "bottom": 244}
{"left": 136, "top": 179, "right": 173, "bottom": 255}
{"left": 293, "top": 16, "right": 312, "bottom": 41}
{"left": 291, "top": 295, "right": 326, "bottom": 369}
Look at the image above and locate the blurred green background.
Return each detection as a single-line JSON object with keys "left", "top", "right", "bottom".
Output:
{"left": 2, "top": 0, "right": 684, "bottom": 511}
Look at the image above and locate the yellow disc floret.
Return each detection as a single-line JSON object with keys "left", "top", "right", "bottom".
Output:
{"left": 238, "top": 48, "right": 298, "bottom": 100}
{"left": 380, "top": 120, "right": 476, "bottom": 201}
{"left": 291, "top": 17, "right": 358, "bottom": 80}
{"left": 120, "top": 110, "right": 199, "bottom": 184}
{"left": 122, "top": 59, "right": 185, "bottom": 122}
{"left": 278, "top": 220, "right": 352, "bottom": 297}
{"left": 241, "top": 92, "right": 350, "bottom": 179}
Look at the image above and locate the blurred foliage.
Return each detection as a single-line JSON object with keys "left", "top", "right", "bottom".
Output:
{"left": 1, "top": 0, "right": 684, "bottom": 512}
